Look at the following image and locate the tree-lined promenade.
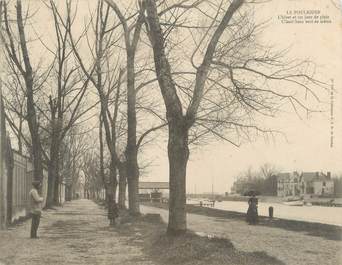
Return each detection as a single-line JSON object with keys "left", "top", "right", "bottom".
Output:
{"left": 0, "top": 0, "right": 328, "bottom": 237}
{"left": 1, "top": 1, "right": 341, "bottom": 264}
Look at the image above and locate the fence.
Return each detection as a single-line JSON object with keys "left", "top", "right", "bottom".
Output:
{"left": 0, "top": 86, "right": 67, "bottom": 228}
{"left": 9, "top": 151, "right": 51, "bottom": 222}
{"left": 0, "top": 86, "right": 8, "bottom": 229}
{"left": 10, "top": 151, "right": 31, "bottom": 222}
{"left": 1, "top": 148, "right": 66, "bottom": 226}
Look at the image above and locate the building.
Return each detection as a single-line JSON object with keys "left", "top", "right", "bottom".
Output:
{"left": 301, "top": 172, "right": 334, "bottom": 196}
{"left": 277, "top": 171, "right": 334, "bottom": 197}
{"left": 138, "top": 182, "right": 169, "bottom": 202}
{"left": 277, "top": 172, "right": 301, "bottom": 197}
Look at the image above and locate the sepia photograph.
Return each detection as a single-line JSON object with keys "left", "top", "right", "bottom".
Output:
{"left": 0, "top": 0, "right": 341, "bottom": 264}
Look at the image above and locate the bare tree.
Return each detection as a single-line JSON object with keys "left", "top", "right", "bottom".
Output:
{"left": 67, "top": 0, "right": 127, "bottom": 214}
{"left": 82, "top": 148, "right": 104, "bottom": 201}
{"left": 260, "top": 163, "right": 278, "bottom": 179}
{"left": 143, "top": 0, "right": 324, "bottom": 234}
{"left": 1, "top": 56, "right": 28, "bottom": 154}
{"left": 0, "top": 0, "right": 44, "bottom": 183}
{"left": 1, "top": 1, "right": 97, "bottom": 205}
{"left": 3, "top": 99, "right": 26, "bottom": 154}
{"left": 99, "top": 114, "right": 106, "bottom": 200}
{"left": 41, "top": 0, "right": 96, "bottom": 207}
{"left": 330, "top": 0, "right": 341, "bottom": 10}
{"left": 103, "top": 0, "right": 147, "bottom": 215}
{"left": 104, "top": 0, "right": 174, "bottom": 215}
{"left": 71, "top": 0, "right": 166, "bottom": 214}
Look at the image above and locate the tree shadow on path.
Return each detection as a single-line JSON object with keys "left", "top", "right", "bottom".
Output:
{"left": 114, "top": 213, "right": 285, "bottom": 265}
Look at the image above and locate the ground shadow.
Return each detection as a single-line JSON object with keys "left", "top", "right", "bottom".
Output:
{"left": 42, "top": 219, "right": 97, "bottom": 239}
{"left": 114, "top": 213, "right": 285, "bottom": 265}
{"left": 144, "top": 202, "right": 342, "bottom": 241}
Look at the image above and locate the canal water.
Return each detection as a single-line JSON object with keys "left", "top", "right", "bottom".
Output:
{"left": 187, "top": 199, "right": 342, "bottom": 226}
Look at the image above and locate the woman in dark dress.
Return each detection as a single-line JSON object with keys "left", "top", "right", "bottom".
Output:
{"left": 246, "top": 194, "right": 258, "bottom": 224}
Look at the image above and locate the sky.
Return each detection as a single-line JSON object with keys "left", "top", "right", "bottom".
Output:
{"left": 141, "top": 0, "right": 342, "bottom": 193}
{"left": 1, "top": 0, "right": 342, "bottom": 194}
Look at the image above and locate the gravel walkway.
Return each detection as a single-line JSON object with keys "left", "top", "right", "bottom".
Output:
{"left": 141, "top": 205, "right": 342, "bottom": 265}
{"left": 0, "top": 200, "right": 155, "bottom": 265}
{"left": 1, "top": 201, "right": 340, "bottom": 265}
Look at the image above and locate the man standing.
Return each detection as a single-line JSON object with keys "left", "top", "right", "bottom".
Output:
{"left": 29, "top": 181, "right": 43, "bottom": 238}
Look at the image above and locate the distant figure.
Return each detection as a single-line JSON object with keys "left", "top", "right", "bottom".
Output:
{"left": 29, "top": 181, "right": 44, "bottom": 238}
{"left": 268, "top": 206, "right": 274, "bottom": 219}
{"left": 246, "top": 194, "right": 258, "bottom": 225}
{"left": 108, "top": 197, "right": 119, "bottom": 226}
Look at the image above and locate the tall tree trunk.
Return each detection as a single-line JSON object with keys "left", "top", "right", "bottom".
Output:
{"left": 95, "top": 1, "right": 145, "bottom": 215}
{"left": 107, "top": 160, "right": 118, "bottom": 220}
{"left": 144, "top": 0, "right": 244, "bottom": 235}
{"left": 53, "top": 167, "right": 60, "bottom": 205}
{"left": 47, "top": 138, "right": 60, "bottom": 207}
{"left": 167, "top": 120, "right": 189, "bottom": 235}
{"left": 47, "top": 164, "right": 55, "bottom": 207}
{"left": 126, "top": 53, "right": 140, "bottom": 215}
{"left": 118, "top": 162, "right": 127, "bottom": 209}
{"left": 109, "top": 159, "right": 118, "bottom": 200}
{"left": 99, "top": 115, "right": 107, "bottom": 202}
{"left": 16, "top": 0, "right": 44, "bottom": 183}
{"left": 106, "top": 153, "right": 118, "bottom": 218}
{"left": 18, "top": 118, "right": 23, "bottom": 154}
{"left": 127, "top": 164, "right": 139, "bottom": 214}
{"left": 66, "top": 183, "right": 72, "bottom": 201}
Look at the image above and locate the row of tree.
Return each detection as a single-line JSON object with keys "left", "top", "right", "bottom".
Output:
{"left": 231, "top": 164, "right": 278, "bottom": 196}
{"left": 232, "top": 168, "right": 342, "bottom": 198}
{"left": 0, "top": 0, "right": 324, "bottom": 235}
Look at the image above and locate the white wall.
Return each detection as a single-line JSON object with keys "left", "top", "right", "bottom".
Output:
{"left": 313, "top": 181, "right": 334, "bottom": 195}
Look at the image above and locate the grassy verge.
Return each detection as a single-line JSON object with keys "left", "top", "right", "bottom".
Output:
{"left": 116, "top": 211, "right": 284, "bottom": 265}
{"left": 142, "top": 202, "right": 342, "bottom": 241}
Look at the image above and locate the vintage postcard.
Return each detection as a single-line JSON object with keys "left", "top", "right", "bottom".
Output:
{"left": 0, "top": 0, "right": 341, "bottom": 264}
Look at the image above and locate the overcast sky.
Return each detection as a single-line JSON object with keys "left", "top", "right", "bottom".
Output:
{"left": 142, "top": 0, "right": 342, "bottom": 193}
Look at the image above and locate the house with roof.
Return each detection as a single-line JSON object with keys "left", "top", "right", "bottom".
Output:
{"left": 277, "top": 171, "right": 334, "bottom": 197}
{"left": 300, "top": 172, "right": 334, "bottom": 196}
{"left": 276, "top": 172, "right": 301, "bottom": 197}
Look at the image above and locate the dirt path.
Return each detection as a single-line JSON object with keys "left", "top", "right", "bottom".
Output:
{"left": 1, "top": 201, "right": 340, "bottom": 265}
{"left": 0, "top": 200, "right": 155, "bottom": 265}
{"left": 141, "top": 205, "right": 342, "bottom": 265}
